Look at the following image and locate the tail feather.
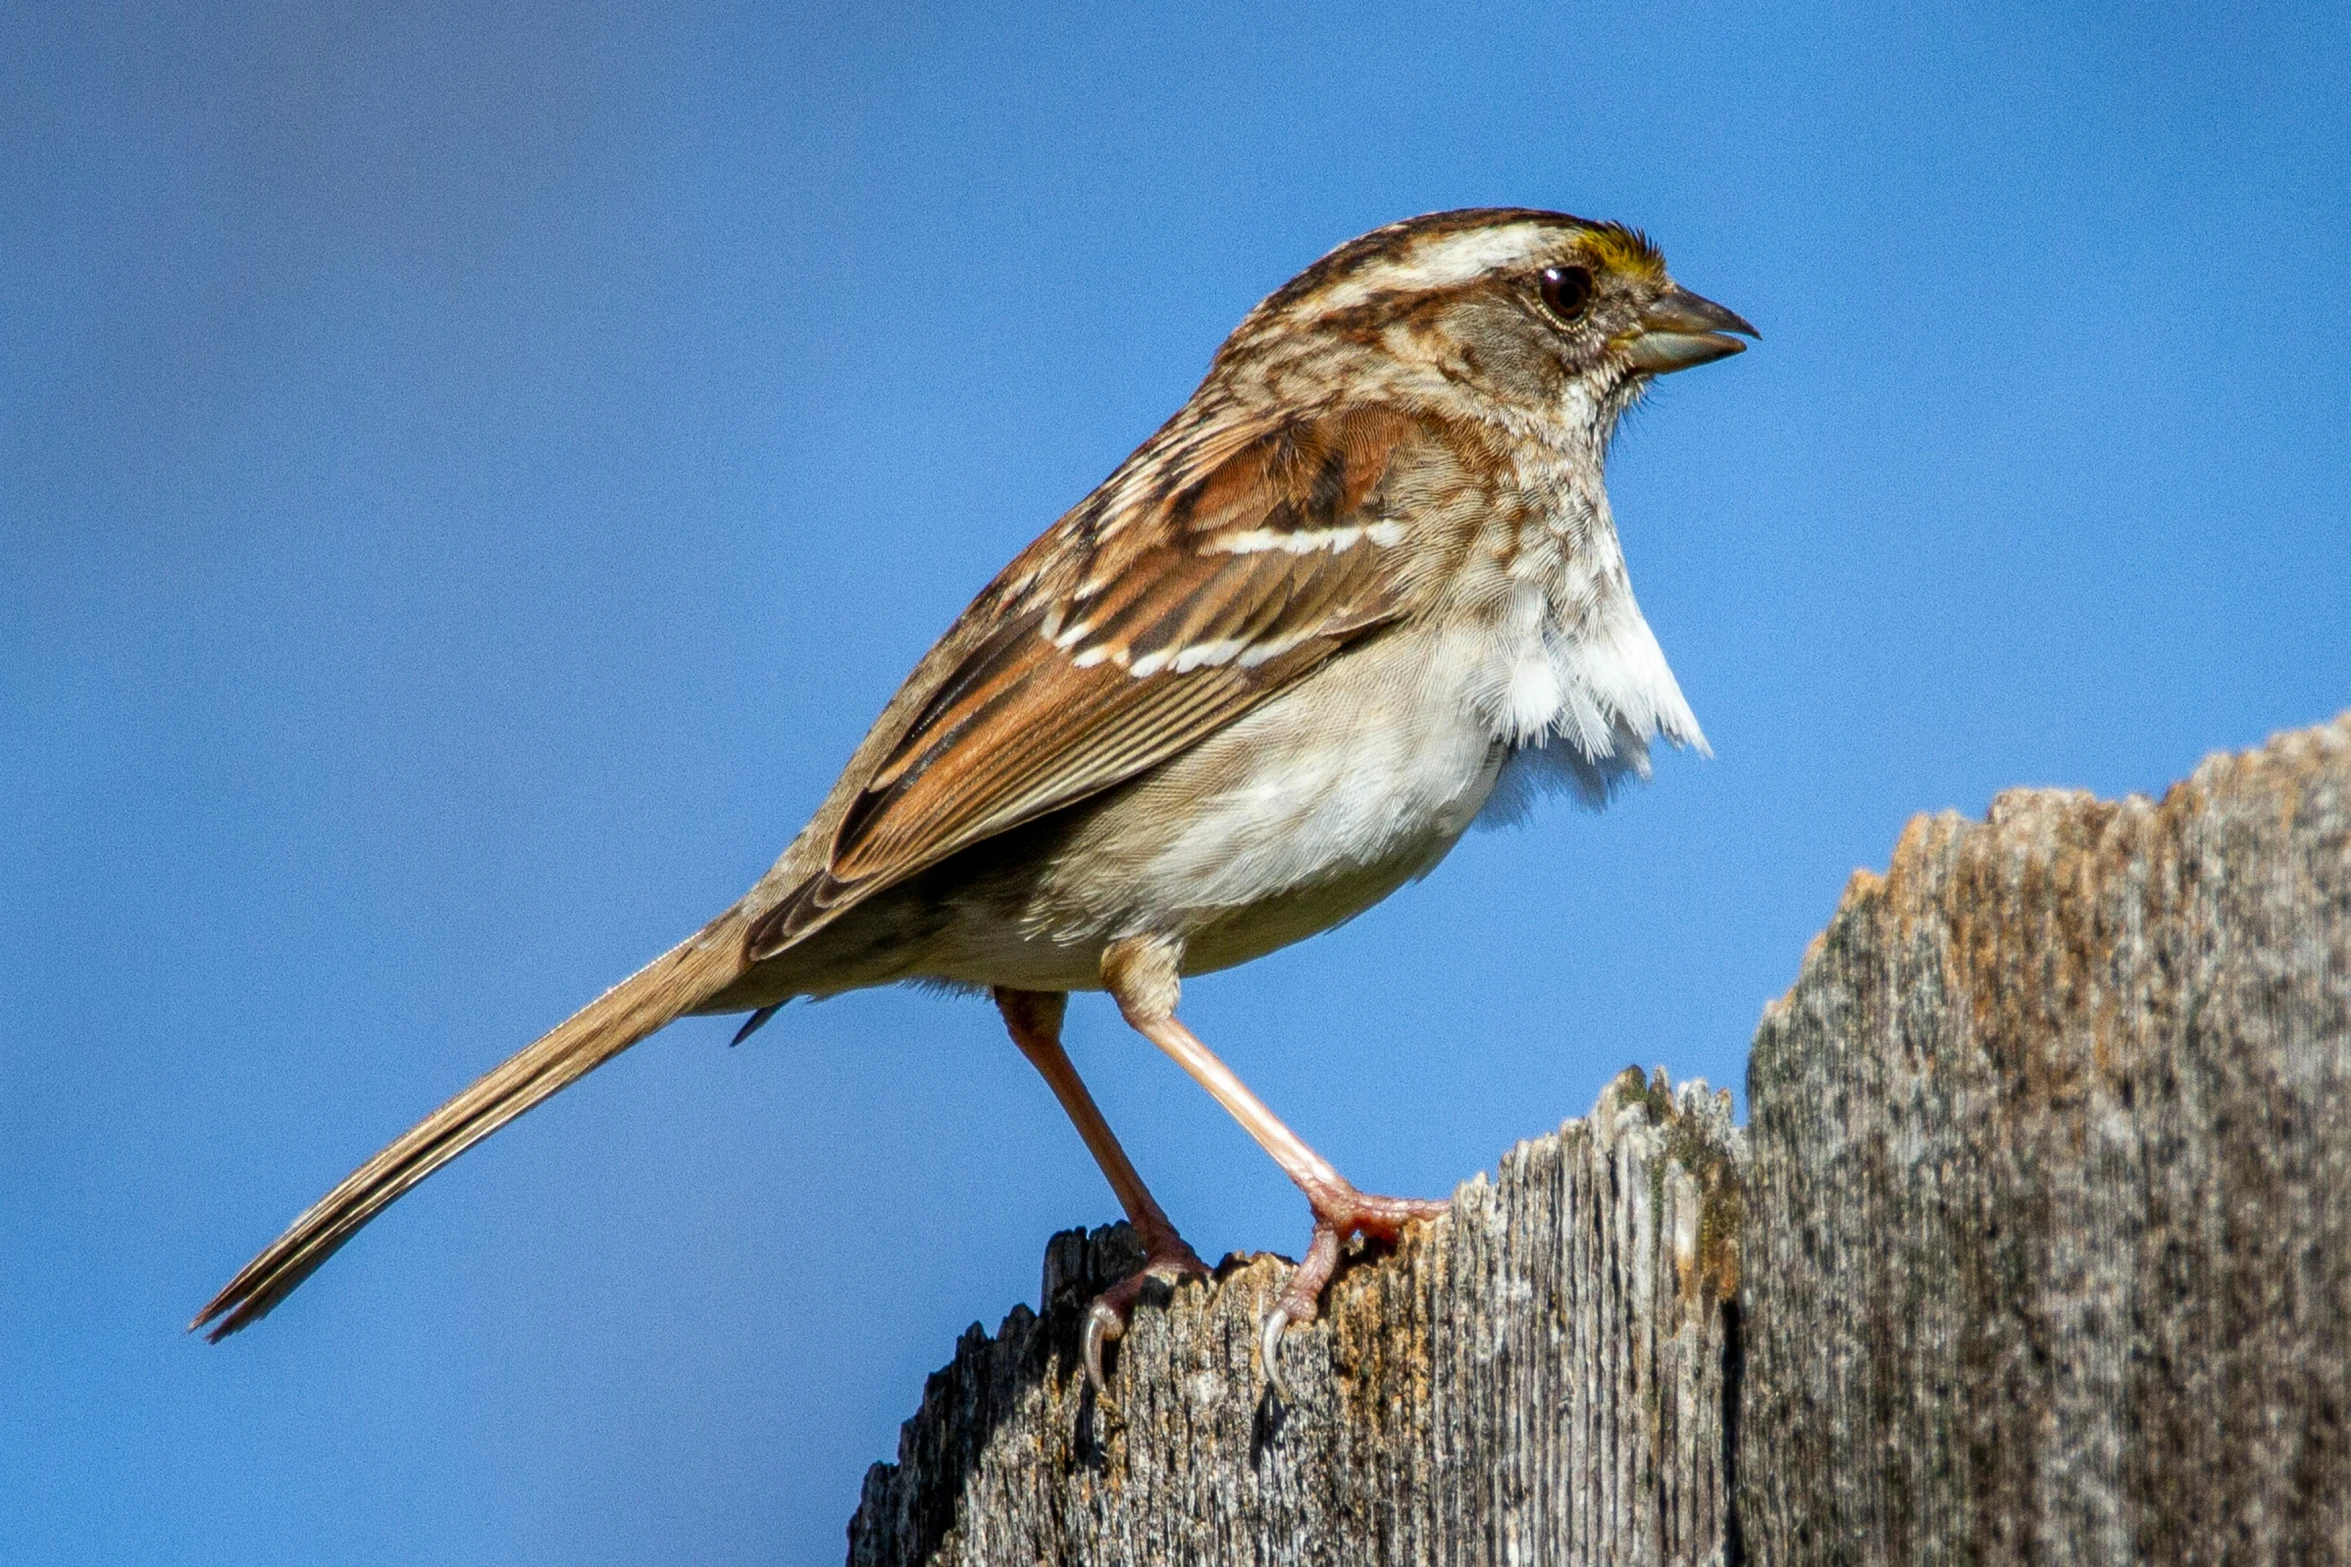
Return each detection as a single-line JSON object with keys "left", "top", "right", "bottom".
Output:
{"left": 193, "top": 915, "right": 747, "bottom": 1341}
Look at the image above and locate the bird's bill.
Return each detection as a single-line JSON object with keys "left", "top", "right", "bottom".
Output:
{"left": 1617, "top": 285, "right": 1758, "bottom": 373}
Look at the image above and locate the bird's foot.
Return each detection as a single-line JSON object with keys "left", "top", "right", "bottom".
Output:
{"left": 1082, "top": 1228, "right": 1210, "bottom": 1400}
{"left": 1260, "top": 1184, "right": 1451, "bottom": 1400}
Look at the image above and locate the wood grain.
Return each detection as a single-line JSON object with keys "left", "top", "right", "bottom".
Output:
{"left": 1741, "top": 715, "right": 2351, "bottom": 1563}
{"left": 849, "top": 714, "right": 2351, "bottom": 1564}
{"left": 849, "top": 1071, "right": 1742, "bottom": 1566}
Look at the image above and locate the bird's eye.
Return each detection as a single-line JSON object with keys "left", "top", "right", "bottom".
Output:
{"left": 1538, "top": 265, "right": 1594, "bottom": 324}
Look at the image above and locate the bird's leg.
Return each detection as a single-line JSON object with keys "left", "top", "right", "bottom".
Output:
{"left": 1100, "top": 938, "right": 1449, "bottom": 1396}
{"left": 993, "top": 986, "right": 1208, "bottom": 1396}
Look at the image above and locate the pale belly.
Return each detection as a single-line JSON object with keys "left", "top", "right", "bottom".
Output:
{"left": 900, "top": 627, "right": 1511, "bottom": 991}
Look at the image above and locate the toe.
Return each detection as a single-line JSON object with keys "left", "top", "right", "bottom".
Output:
{"left": 1142, "top": 1240, "right": 1210, "bottom": 1286}
{"left": 1339, "top": 1190, "right": 1452, "bottom": 1240}
{"left": 1077, "top": 1235, "right": 1205, "bottom": 1399}
{"left": 1259, "top": 1223, "right": 1340, "bottom": 1399}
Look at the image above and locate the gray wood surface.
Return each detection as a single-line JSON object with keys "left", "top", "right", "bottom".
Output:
{"left": 848, "top": 715, "right": 2351, "bottom": 1564}
{"left": 1741, "top": 715, "right": 2351, "bottom": 1564}
{"left": 848, "top": 1070, "right": 1743, "bottom": 1566}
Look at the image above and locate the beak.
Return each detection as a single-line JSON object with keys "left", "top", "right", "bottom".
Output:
{"left": 1618, "top": 285, "right": 1758, "bottom": 374}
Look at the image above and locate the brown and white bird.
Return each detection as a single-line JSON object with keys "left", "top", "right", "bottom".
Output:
{"left": 195, "top": 208, "right": 1753, "bottom": 1392}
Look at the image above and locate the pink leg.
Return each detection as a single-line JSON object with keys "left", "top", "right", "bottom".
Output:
{"left": 994, "top": 987, "right": 1208, "bottom": 1395}
{"left": 1100, "top": 938, "right": 1449, "bottom": 1395}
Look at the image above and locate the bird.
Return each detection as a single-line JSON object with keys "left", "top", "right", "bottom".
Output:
{"left": 194, "top": 208, "right": 1753, "bottom": 1396}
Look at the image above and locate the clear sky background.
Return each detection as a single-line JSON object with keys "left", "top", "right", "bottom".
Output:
{"left": 5, "top": 2, "right": 2348, "bottom": 1562}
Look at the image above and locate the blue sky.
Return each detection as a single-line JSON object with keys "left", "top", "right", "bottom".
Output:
{"left": 5, "top": 2, "right": 2347, "bottom": 1561}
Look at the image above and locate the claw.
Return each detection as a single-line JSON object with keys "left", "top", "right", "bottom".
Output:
{"left": 1261, "top": 1222, "right": 1335, "bottom": 1402}
{"left": 1083, "top": 1298, "right": 1123, "bottom": 1400}
{"left": 1253, "top": 1188, "right": 1450, "bottom": 1401}
{"left": 1075, "top": 1235, "right": 1208, "bottom": 1401}
{"left": 1259, "top": 1302, "right": 1293, "bottom": 1402}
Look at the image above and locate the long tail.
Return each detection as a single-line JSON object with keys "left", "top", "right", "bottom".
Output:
{"left": 193, "top": 912, "right": 749, "bottom": 1341}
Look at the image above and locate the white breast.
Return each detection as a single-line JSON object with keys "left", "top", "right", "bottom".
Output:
{"left": 1468, "top": 466, "right": 1705, "bottom": 823}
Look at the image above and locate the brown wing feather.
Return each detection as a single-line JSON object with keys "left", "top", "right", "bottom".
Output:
{"left": 746, "top": 405, "right": 1421, "bottom": 959}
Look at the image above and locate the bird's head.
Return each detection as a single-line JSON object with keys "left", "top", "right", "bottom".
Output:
{"left": 1214, "top": 208, "right": 1755, "bottom": 439}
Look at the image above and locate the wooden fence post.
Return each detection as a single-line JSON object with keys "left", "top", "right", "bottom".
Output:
{"left": 848, "top": 716, "right": 2351, "bottom": 1565}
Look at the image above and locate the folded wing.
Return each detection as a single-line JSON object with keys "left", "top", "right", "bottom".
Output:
{"left": 747, "top": 405, "right": 1423, "bottom": 958}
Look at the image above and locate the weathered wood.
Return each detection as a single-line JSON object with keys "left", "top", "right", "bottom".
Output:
{"left": 849, "top": 715, "right": 2351, "bottom": 1565}
{"left": 1742, "top": 714, "right": 2351, "bottom": 1563}
{"left": 848, "top": 1071, "right": 1744, "bottom": 1566}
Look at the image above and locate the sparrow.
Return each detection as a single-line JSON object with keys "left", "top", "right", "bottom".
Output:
{"left": 195, "top": 208, "right": 1753, "bottom": 1396}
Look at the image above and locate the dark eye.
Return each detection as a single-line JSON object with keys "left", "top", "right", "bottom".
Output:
{"left": 1538, "top": 265, "right": 1594, "bottom": 323}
